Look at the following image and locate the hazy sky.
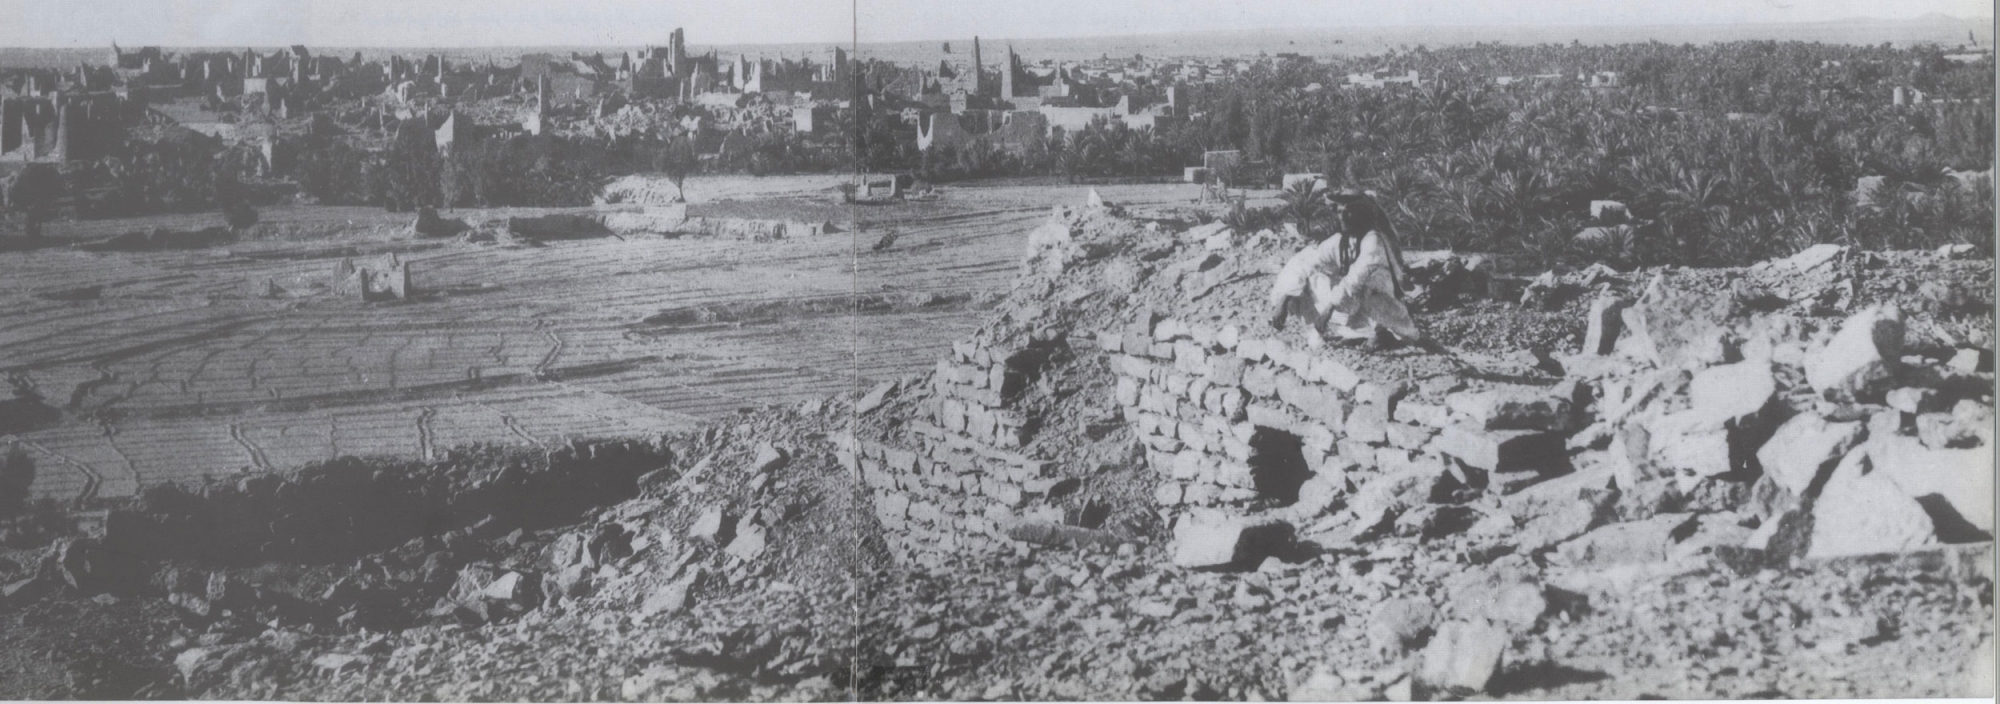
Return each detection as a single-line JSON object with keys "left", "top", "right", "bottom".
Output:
{"left": 1, "top": 0, "right": 1990, "bottom": 47}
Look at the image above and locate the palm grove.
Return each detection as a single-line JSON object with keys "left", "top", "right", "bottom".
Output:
{"left": 4, "top": 39, "right": 1992, "bottom": 270}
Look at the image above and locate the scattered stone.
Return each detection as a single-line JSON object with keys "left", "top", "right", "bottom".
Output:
{"left": 1884, "top": 387, "right": 1942, "bottom": 415}
{"left": 855, "top": 381, "right": 897, "bottom": 415}
{"left": 1447, "top": 388, "right": 1572, "bottom": 431}
{"left": 1937, "top": 243, "right": 1979, "bottom": 259}
{"left": 725, "top": 522, "right": 769, "bottom": 561}
{"left": 1947, "top": 348, "right": 1989, "bottom": 374}
{"left": 751, "top": 443, "right": 789, "bottom": 474}
{"left": 1868, "top": 436, "right": 1995, "bottom": 534}
{"left": 1171, "top": 516, "right": 1294, "bottom": 571}
{"left": 639, "top": 567, "right": 704, "bottom": 617}
{"left": 689, "top": 508, "right": 733, "bottom": 544}
{"left": 1803, "top": 305, "right": 1905, "bottom": 403}
{"left": 312, "top": 653, "right": 370, "bottom": 674}
{"left": 1756, "top": 413, "right": 1865, "bottom": 496}
{"left": 1008, "top": 520, "right": 1124, "bottom": 549}
{"left": 1767, "top": 243, "right": 1846, "bottom": 273}
{"left": 1552, "top": 514, "right": 1696, "bottom": 567}
{"left": 1414, "top": 619, "right": 1507, "bottom": 696}
{"left": 1687, "top": 361, "right": 1776, "bottom": 424}
{"left": 1808, "top": 448, "right": 1938, "bottom": 558}
{"left": 1367, "top": 598, "right": 1436, "bottom": 656}
{"left": 1582, "top": 295, "right": 1629, "bottom": 356}
{"left": 1646, "top": 410, "right": 1734, "bottom": 480}
{"left": 1430, "top": 425, "right": 1564, "bottom": 474}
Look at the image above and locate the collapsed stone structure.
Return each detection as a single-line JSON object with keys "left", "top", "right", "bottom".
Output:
{"left": 848, "top": 198, "right": 1995, "bottom": 579}
{"left": 335, "top": 254, "right": 413, "bottom": 301}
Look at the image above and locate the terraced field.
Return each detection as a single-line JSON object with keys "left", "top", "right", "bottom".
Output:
{"left": 0, "top": 177, "right": 1203, "bottom": 502}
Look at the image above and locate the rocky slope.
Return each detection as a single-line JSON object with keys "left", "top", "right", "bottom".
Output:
{"left": 0, "top": 198, "right": 1992, "bottom": 701}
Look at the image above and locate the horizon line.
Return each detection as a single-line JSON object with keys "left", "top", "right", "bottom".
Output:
{"left": 15, "top": 12, "right": 1989, "bottom": 52}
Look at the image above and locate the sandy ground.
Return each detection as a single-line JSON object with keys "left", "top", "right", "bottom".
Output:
{"left": 0, "top": 178, "right": 1206, "bottom": 502}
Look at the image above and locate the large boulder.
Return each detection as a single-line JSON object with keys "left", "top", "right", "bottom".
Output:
{"left": 1687, "top": 361, "right": 1776, "bottom": 425}
{"left": 1756, "top": 413, "right": 1865, "bottom": 496}
{"left": 1803, "top": 305, "right": 1905, "bottom": 403}
{"left": 1644, "top": 410, "right": 1733, "bottom": 482}
{"left": 1414, "top": 619, "right": 1508, "bottom": 696}
{"left": 1616, "top": 272, "right": 1743, "bottom": 369}
{"left": 1430, "top": 425, "right": 1565, "bottom": 474}
{"left": 1446, "top": 387, "right": 1573, "bottom": 431}
{"left": 1582, "top": 294, "right": 1630, "bottom": 356}
{"left": 1868, "top": 436, "right": 1995, "bottom": 536}
{"left": 1808, "top": 448, "right": 1938, "bottom": 558}
{"left": 1171, "top": 516, "right": 1294, "bottom": 571}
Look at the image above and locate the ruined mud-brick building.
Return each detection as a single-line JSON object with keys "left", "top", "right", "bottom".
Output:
{"left": 847, "top": 201, "right": 1994, "bottom": 576}
{"left": 0, "top": 95, "right": 120, "bottom": 163}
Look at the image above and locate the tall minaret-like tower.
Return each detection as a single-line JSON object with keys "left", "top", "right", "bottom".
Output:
{"left": 1001, "top": 45, "right": 1016, "bottom": 99}
{"left": 970, "top": 37, "right": 984, "bottom": 96}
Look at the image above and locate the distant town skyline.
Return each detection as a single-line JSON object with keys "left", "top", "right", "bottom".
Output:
{"left": 1, "top": 0, "right": 1991, "bottom": 48}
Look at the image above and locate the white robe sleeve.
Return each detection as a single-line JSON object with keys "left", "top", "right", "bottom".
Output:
{"left": 1335, "top": 232, "right": 1391, "bottom": 300}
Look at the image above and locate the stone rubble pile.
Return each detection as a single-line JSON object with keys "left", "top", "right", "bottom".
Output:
{"left": 1562, "top": 255, "right": 1993, "bottom": 563}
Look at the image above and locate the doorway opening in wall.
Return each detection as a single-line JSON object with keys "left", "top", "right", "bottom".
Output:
{"left": 1248, "top": 426, "right": 1311, "bottom": 505}
{"left": 999, "top": 342, "right": 1064, "bottom": 402}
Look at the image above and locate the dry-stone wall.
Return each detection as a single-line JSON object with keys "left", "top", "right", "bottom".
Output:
{"left": 849, "top": 204, "right": 1994, "bottom": 576}
{"left": 1097, "top": 309, "right": 1580, "bottom": 569}
{"left": 844, "top": 333, "right": 1075, "bottom": 565}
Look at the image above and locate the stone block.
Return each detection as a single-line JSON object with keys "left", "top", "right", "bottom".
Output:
{"left": 1447, "top": 388, "right": 1572, "bottom": 431}
{"left": 1870, "top": 436, "right": 1994, "bottom": 534}
{"left": 1310, "top": 356, "right": 1363, "bottom": 393}
{"left": 1346, "top": 404, "right": 1391, "bottom": 444}
{"left": 1183, "top": 482, "right": 1219, "bottom": 505}
{"left": 1236, "top": 336, "right": 1270, "bottom": 362}
{"left": 1688, "top": 361, "right": 1776, "bottom": 424}
{"left": 1582, "top": 294, "right": 1630, "bottom": 356}
{"left": 1220, "top": 437, "right": 1254, "bottom": 463}
{"left": 1110, "top": 354, "right": 1151, "bottom": 379}
{"left": 1243, "top": 365, "right": 1280, "bottom": 398}
{"left": 1387, "top": 422, "right": 1438, "bottom": 450}
{"left": 1208, "top": 356, "right": 1248, "bottom": 387}
{"left": 1416, "top": 620, "right": 1508, "bottom": 696}
{"left": 1416, "top": 620, "right": 1504, "bottom": 696}
{"left": 1355, "top": 381, "right": 1408, "bottom": 410}
{"left": 1395, "top": 401, "right": 1452, "bottom": 428}
{"left": 1430, "top": 425, "right": 1564, "bottom": 473}
{"left": 1246, "top": 403, "right": 1291, "bottom": 432}
{"left": 1115, "top": 376, "right": 1141, "bottom": 408}
{"left": 1338, "top": 439, "right": 1377, "bottom": 466}
{"left": 1804, "top": 305, "right": 1905, "bottom": 403}
{"left": 1154, "top": 482, "right": 1186, "bottom": 506}
{"left": 1617, "top": 271, "right": 1742, "bottom": 369}
{"left": 1171, "top": 452, "right": 1204, "bottom": 480}
{"left": 1096, "top": 330, "right": 1123, "bottom": 352}
{"left": 1215, "top": 462, "right": 1257, "bottom": 489}
{"left": 1124, "top": 333, "right": 1154, "bottom": 357}
{"left": 1171, "top": 517, "right": 1295, "bottom": 570}
{"left": 1646, "top": 410, "right": 1734, "bottom": 480}
{"left": 1885, "top": 387, "right": 1945, "bottom": 415}
{"left": 1809, "top": 448, "right": 1939, "bottom": 558}
{"left": 1756, "top": 412, "right": 1864, "bottom": 496}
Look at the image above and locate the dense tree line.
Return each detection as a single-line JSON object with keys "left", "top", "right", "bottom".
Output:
{"left": 864, "top": 40, "right": 1994, "bottom": 267}
{"left": 4, "top": 40, "right": 1990, "bottom": 267}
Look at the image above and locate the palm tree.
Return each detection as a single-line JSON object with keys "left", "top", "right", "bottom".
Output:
{"left": 1278, "top": 178, "right": 1326, "bottom": 238}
